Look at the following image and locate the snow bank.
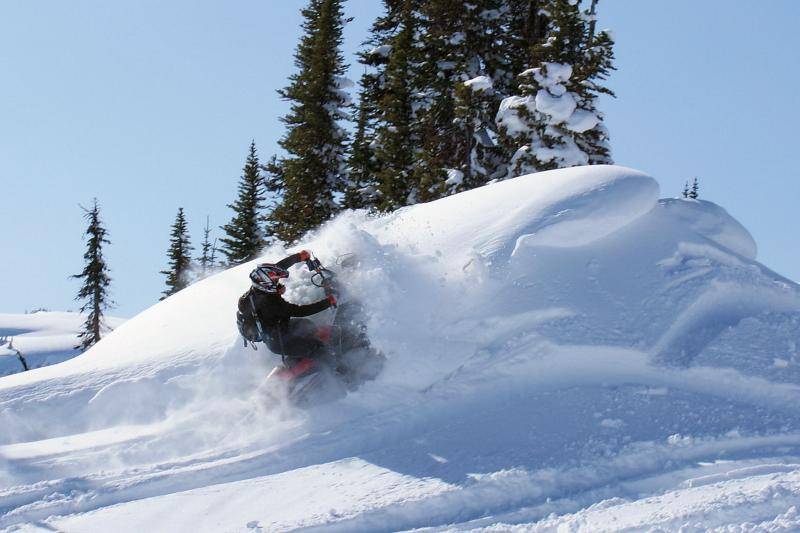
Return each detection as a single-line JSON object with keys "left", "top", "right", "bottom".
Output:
{"left": 376, "top": 164, "right": 658, "bottom": 267}
{"left": 1, "top": 165, "right": 799, "bottom": 531}
{"left": 660, "top": 198, "right": 757, "bottom": 259}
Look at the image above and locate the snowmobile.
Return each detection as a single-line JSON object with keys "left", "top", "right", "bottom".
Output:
{"left": 258, "top": 254, "right": 384, "bottom": 406}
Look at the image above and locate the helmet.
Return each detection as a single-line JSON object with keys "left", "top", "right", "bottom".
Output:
{"left": 250, "top": 264, "right": 289, "bottom": 293}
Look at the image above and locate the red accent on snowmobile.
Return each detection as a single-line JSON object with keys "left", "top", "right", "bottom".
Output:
{"left": 316, "top": 325, "right": 333, "bottom": 343}
{"left": 273, "top": 357, "right": 317, "bottom": 380}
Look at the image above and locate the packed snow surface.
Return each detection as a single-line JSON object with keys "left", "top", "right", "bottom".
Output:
{"left": 2, "top": 165, "right": 800, "bottom": 531}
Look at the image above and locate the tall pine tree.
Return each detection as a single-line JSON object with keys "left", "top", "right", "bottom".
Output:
{"left": 270, "top": 0, "right": 352, "bottom": 241}
{"left": 72, "top": 199, "right": 113, "bottom": 351}
{"left": 220, "top": 141, "right": 267, "bottom": 265}
{"left": 372, "top": 1, "right": 423, "bottom": 210}
{"left": 413, "top": 0, "right": 509, "bottom": 199}
{"left": 160, "top": 207, "right": 194, "bottom": 299}
{"left": 344, "top": 2, "right": 407, "bottom": 211}
{"left": 344, "top": 77, "right": 380, "bottom": 209}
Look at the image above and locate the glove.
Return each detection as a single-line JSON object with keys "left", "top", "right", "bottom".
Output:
{"left": 327, "top": 293, "right": 338, "bottom": 307}
{"left": 299, "top": 250, "right": 311, "bottom": 261}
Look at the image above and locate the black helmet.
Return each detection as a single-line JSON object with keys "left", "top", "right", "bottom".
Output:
{"left": 250, "top": 263, "right": 289, "bottom": 293}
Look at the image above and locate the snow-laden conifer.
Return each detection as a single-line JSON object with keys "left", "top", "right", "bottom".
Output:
{"left": 370, "top": 2, "right": 423, "bottom": 211}
{"left": 416, "top": 0, "right": 508, "bottom": 197}
{"left": 270, "top": 0, "right": 352, "bottom": 240}
{"left": 496, "top": 0, "right": 615, "bottom": 177}
{"left": 344, "top": 79, "right": 380, "bottom": 209}
{"left": 451, "top": 74, "right": 503, "bottom": 192}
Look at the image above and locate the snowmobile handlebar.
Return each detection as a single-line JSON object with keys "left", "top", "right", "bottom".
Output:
{"left": 304, "top": 255, "right": 336, "bottom": 289}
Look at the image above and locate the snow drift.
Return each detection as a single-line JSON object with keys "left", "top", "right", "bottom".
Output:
{"left": 2, "top": 165, "right": 800, "bottom": 531}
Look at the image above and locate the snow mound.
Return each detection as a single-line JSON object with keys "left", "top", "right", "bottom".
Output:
{"left": 660, "top": 197, "right": 758, "bottom": 259}
{"left": 379, "top": 165, "right": 657, "bottom": 266}
{"left": 1, "top": 165, "right": 799, "bottom": 531}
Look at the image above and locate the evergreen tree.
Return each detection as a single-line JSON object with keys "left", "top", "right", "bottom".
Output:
{"left": 219, "top": 141, "right": 267, "bottom": 265}
{"left": 270, "top": 0, "right": 352, "bottom": 241}
{"left": 496, "top": 0, "right": 615, "bottom": 177}
{"left": 353, "top": 0, "right": 615, "bottom": 206}
{"left": 197, "top": 216, "right": 218, "bottom": 276}
{"left": 350, "top": 0, "right": 434, "bottom": 211}
{"left": 261, "top": 154, "right": 285, "bottom": 241}
{"left": 161, "top": 207, "right": 194, "bottom": 299}
{"left": 499, "top": 0, "right": 551, "bottom": 95}
{"left": 414, "top": 0, "right": 509, "bottom": 198}
{"left": 344, "top": 79, "right": 380, "bottom": 209}
{"left": 689, "top": 177, "right": 700, "bottom": 199}
{"left": 682, "top": 181, "right": 690, "bottom": 199}
{"left": 410, "top": 0, "right": 460, "bottom": 202}
{"left": 72, "top": 199, "right": 114, "bottom": 351}
{"left": 358, "top": 0, "right": 557, "bottom": 205}
{"left": 373, "top": 4, "right": 421, "bottom": 210}
{"left": 452, "top": 74, "right": 503, "bottom": 192}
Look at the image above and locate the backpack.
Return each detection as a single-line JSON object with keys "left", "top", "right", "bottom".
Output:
{"left": 237, "top": 310, "right": 262, "bottom": 343}
{"left": 237, "top": 292, "right": 264, "bottom": 343}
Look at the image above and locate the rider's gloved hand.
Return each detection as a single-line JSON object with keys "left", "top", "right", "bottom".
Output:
{"left": 299, "top": 250, "right": 311, "bottom": 261}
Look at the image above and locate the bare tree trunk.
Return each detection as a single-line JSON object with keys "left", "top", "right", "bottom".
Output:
{"left": 1, "top": 337, "right": 29, "bottom": 371}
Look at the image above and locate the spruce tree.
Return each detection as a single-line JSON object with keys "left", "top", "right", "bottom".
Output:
{"left": 197, "top": 216, "right": 218, "bottom": 277}
{"left": 414, "top": 0, "right": 509, "bottom": 198}
{"left": 496, "top": 0, "right": 615, "bottom": 177}
{"left": 161, "top": 207, "right": 194, "bottom": 299}
{"left": 682, "top": 181, "right": 690, "bottom": 199}
{"left": 500, "top": 0, "right": 551, "bottom": 95}
{"left": 372, "top": 2, "right": 421, "bottom": 210}
{"left": 270, "top": 0, "right": 352, "bottom": 241}
{"left": 219, "top": 141, "right": 267, "bottom": 265}
{"left": 353, "top": 0, "right": 615, "bottom": 206}
{"left": 359, "top": 0, "right": 554, "bottom": 205}
{"left": 261, "top": 154, "right": 285, "bottom": 241}
{"left": 452, "top": 74, "right": 503, "bottom": 192}
{"left": 410, "top": 0, "right": 459, "bottom": 202}
{"left": 344, "top": 82, "right": 380, "bottom": 209}
{"left": 72, "top": 199, "right": 113, "bottom": 351}
{"left": 345, "top": 5, "right": 397, "bottom": 211}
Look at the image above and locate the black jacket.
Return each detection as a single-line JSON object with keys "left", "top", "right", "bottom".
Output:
{"left": 238, "top": 252, "right": 331, "bottom": 339}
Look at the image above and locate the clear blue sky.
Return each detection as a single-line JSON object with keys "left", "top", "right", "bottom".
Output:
{"left": 1, "top": 1, "right": 798, "bottom": 318}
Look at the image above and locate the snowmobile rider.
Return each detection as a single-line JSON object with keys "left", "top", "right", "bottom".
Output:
{"left": 239, "top": 250, "right": 337, "bottom": 364}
